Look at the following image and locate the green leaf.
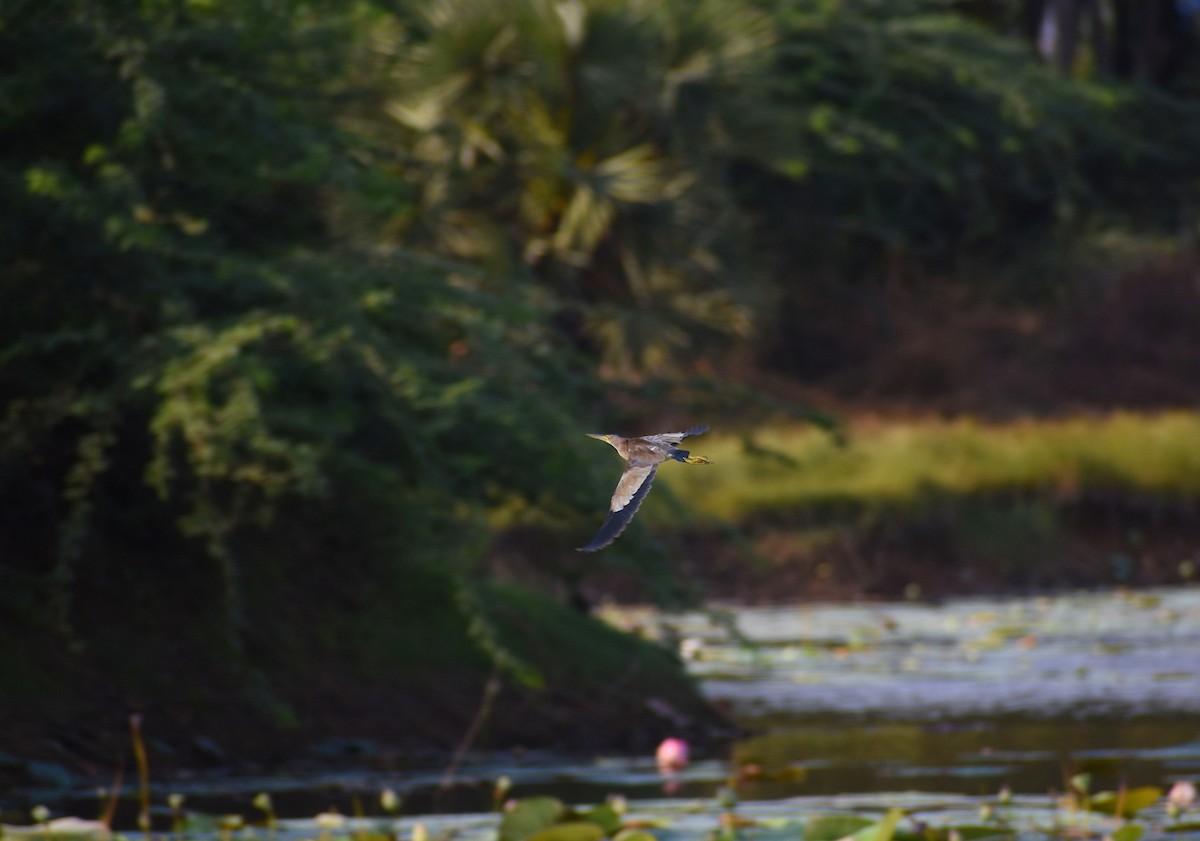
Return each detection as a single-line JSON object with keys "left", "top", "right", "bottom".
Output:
{"left": 1111, "top": 824, "right": 1145, "bottom": 841}
{"left": 576, "top": 805, "right": 623, "bottom": 836}
{"left": 1088, "top": 788, "right": 1163, "bottom": 818}
{"left": 499, "top": 797, "right": 567, "bottom": 841}
{"left": 525, "top": 823, "right": 607, "bottom": 841}
{"left": 805, "top": 815, "right": 876, "bottom": 841}
{"left": 849, "top": 810, "right": 904, "bottom": 841}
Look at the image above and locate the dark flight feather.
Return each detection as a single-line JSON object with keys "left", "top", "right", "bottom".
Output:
{"left": 577, "top": 466, "right": 658, "bottom": 552}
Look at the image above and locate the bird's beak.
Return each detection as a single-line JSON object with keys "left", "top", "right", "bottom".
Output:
{"left": 586, "top": 433, "right": 608, "bottom": 441}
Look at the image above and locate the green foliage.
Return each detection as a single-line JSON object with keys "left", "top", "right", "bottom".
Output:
{"left": 484, "top": 582, "right": 695, "bottom": 695}
{"left": 500, "top": 798, "right": 567, "bottom": 841}
{"left": 498, "top": 797, "right": 628, "bottom": 841}
{"left": 735, "top": 0, "right": 1200, "bottom": 303}
{"left": 850, "top": 809, "right": 902, "bottom": 841}
{"left": 1111, "top": 826, "right": 1146, "bottom": 841}
{"left": 1086, "top": 787, "right": 1164, "bottom": 819}
{"left": 804, "top": 815, "right": 876, "bottom": 841}
{"left": 527, "top": 825, "right": 606, "bottom": 841}
{"left": 747, "top": 1, "right": 1071, "bottom": 255}
{"left": 0, "top": 0, "right": 601, "bottom": 687}
{"left": 378, "top": 0, "right": 769, "bottom": 374}
{"left": 6, "top": 0, "right": 1200, "bottom": 743}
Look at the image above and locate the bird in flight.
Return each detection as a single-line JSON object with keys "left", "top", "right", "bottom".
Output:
{"left": 578, "top": 424, "right": 711, "bottom": 552}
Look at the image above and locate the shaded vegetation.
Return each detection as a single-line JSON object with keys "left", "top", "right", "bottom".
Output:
{"left": 0, "top": 0, "right": 628, "bottom": 756}
{"left": 2, "top": 0, "right": 1200, "bottom": 764}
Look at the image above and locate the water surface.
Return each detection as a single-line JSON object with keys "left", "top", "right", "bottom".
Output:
{"left": 6, "top": 588, "right": 1200, "bottom": 839}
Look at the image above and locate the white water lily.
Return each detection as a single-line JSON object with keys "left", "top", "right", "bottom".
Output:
{"left": 314, "top": 811, "right": 346, "bottom": 829}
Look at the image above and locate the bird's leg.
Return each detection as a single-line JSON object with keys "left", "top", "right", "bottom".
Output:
{"left": 670, "top": 448, "right": 710, "bottom": 464}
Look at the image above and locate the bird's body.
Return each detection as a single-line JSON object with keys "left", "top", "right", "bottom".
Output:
{"left": 578, "top": 424, "right": 710, "bottom": 552}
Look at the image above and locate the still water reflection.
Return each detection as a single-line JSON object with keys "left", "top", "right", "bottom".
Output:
{"left": 613, "top": 586, "right": 1200, "bottom": 799}
{"left": 658, "top": 587, "right": 1200, "bottom": 720}
{"left": 6, "top": 588, "right": 1200, "bottom": 837}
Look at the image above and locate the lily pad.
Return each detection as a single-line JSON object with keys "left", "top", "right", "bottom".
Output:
{"left": 525, "top": 822, "right": 606, "bottom": 841}
{"left": 576, "top": 805, "right": 623, "bottom": 836}
{"left": 805, "top": 814, "right": 876, "bottom": 841}
{"left": 1111, "top": 824, "right": 1145, "bottom": 841}
{"left": 1087, "top": 787, "right": 1163, "bottom": 818}
{"left": 500, "top": 797, "right": 566, "bottom": 841}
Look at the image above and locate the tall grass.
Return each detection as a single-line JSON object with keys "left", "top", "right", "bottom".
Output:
{"left": 660, "top": 411, "right": 1200, "bottom": 521}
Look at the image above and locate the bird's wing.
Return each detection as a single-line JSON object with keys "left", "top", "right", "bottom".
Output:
{"left": 652, "top": 423, "right": 709, "bottom": 444}
{"left": 609, "top": 463, "right": 656, "bottom": 511}
{"left": 577, "top": 465, "right": 658, "bottom": 552}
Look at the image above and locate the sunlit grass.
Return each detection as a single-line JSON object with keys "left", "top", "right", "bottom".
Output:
{"left": 659, "top": 411, "right": 1200, "bottom": 521}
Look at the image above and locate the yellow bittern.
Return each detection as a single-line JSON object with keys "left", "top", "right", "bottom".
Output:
{"left": 578, "top": 424, "right": 711, "bottom": 552}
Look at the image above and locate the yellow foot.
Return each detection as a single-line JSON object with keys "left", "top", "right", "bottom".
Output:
{"left": 684, "top": 455, "right": 711, "bottom": 464}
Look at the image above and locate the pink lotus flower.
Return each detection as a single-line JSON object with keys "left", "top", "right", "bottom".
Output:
{"left": 1169, "top": 781, "right": 1197, "bottom": 811}
{"left": 656, "top": 737, "right": 690, "bottom": 774}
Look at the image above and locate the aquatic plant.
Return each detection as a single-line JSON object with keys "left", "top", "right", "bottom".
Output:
{"left": 655, "top": 739, "right": 690, "bottom": 775}
{"left": 497, "top": 796, "right": 622, "bottom": 841}
{"left": 1168, "top": 782, "right": 1197, "bottom": 819}
{"left": 8, "top": 782, "right": 1200, "bottom": 841}
{"left": 252, "top": 793, "right": 277, "bottom": 830}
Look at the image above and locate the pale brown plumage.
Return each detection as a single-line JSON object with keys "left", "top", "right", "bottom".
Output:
{"left": 578, "top": 424, "right": 711, "bottom": 552}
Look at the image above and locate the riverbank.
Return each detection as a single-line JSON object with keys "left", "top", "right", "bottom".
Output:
{"left": 658, "top": 411, "right": 1200, "bottom": 603}
{"left": 7, "top": 262, "right": 1200, "bottom": 798}
{"left": 0, "top": 581, "right": 729, "bottom": 799}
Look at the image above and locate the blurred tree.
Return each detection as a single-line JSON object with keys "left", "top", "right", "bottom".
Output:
{"left": 958, "top": 0, "right": 1200, "bottom": 88}
{"left": 0, "top": 0, "right": 602, "bottom": 680}
{"left": 4, "top": 0, "right": 1199, "bottom": 677}
{"left": 375, "top": 0, "right": 771, "bottom": 377}
{"left": 734, "top": 0, "right": 1200, "bottom": 376}
{"left": 737, "top": 1, "right": 1092, "bottom": 272}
